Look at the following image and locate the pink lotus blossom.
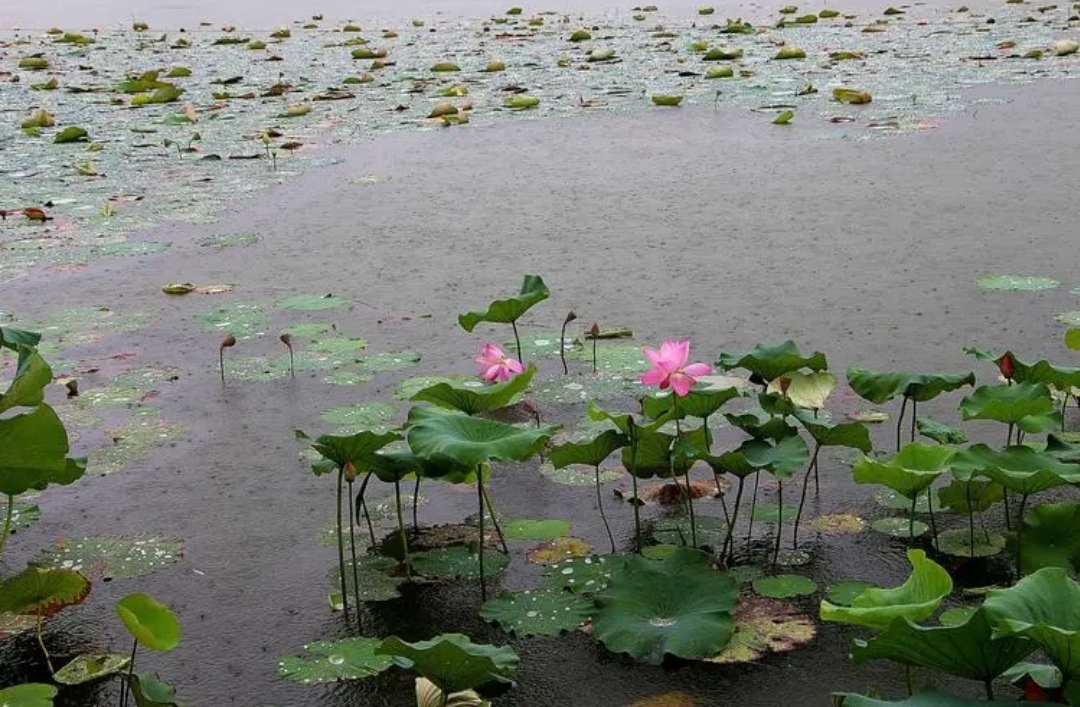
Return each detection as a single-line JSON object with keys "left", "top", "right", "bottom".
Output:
{"left": 640, "top": 339, "right": 711, "bottom": 397}
{"left": 474, "top": 343, "right": 524, "bottom": 382}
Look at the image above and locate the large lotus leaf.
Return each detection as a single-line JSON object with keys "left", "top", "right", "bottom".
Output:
{"left": 1026, "top": 360, "right": 1080, "bottom": 393}
{"left": 936, "top": 478, "right": 1003, "bottom": 514}
{"left": 794, "top": 411, "right": 872, "bottom": 452}
{"left": 458, "top": 275, "right": 550, "bottom": 331}
{"left": 0, "top": 566, "right": 90, "bottom": 618}
{"left": 853, "top": 444, "right": 954, "bottom": 499}
{"left": 954, "top": 444, "right": 1080, "bottom": 494}
{"left": 479, "top": 588, "right": 593, "bottom": 636}
{"left": 410, "top": 366, "right": 535, "bottom": 415}
{"left": 766, "top": 371, "right": 836, "bottom": 410}
{"left": 983, "top": 567, "right": 1080, "bottom": 680}
{"left": 704, "top": 448, "right": 758, "bottom": 479}
{"left": 620, "top": 427, "right": 677, "bottom": 479}
{"left": 378, "top": 633, "right": 519, "bottom": 696}
{"left": 0, "top": 405, "right": 85, "bottom": 496}
{"left": 1009, "top": 502, "right": 1080, "bottom": 576}
{"left": 550, "top": 429, "right": 627, "bottom": 468}
{"left": 406, "top": 407, "right": 556, "bottom": 468}
{"left": 53, "top": 653, "right": 131, "bottom": 685}
{"left": 724, "top": 411, "right": 798, "bottom": 441}
{"left": 591, "top": 548, "right": 738, "bottom": 664}
{"left": 819, "top": 550, "right": 952, "bottom": 631}
{"left": 0, "top": 346, "right": 51, "bottom": 414}
{"left": 851, "top": 608, "right": 1035, "bottom": 682}
{"left": 0, "top": 327, "right": 42, "bottom": 350}
{"left": 587, "top": 401, "right": 668, "bottom": 435}
{"left": 295, "top": 429, "right": 400, "bottom": 476}
{"left": 411, "top": 546, "right": 508, "bottom": 579}
{"left": 716, "top": 341, "right": 827, "bottom": 382}
{"left": 959, "top": 383, "right": 1060, "bottom": 432}
{"left": 834, "top": 688, "right": 1026, "bottom": 706}
{"left": 376, "top": 450, "right": 477, "bottom": 484}
{"left": 279, "top": 637, "right": 393, "bottom": 683}
{"left": 846, "top": 369, "right": 975, "bottom": 404}
{"left": 542, "top": 554, "right": 620, "bottom": 593}
{"left": 127, "top": 673, "right": 182, "bottom": 707}
{"left": 641, "top": 387, "right": 743, "bottom": 421}
{"left": 741, "top": 435, "right": 809, "bottom": 479}
{"left": 116, "top": 593, "right": 180, "bottom": 652}
{"left": 0, "top": 684, "right": 57, "bottom": 706}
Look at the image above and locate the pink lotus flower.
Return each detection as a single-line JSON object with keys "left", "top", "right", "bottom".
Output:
{"left": 640, "top": 339, "right": 711, "bottom": 397}
{"left": 475, "top": 343, "right": 525, "bottom": 382}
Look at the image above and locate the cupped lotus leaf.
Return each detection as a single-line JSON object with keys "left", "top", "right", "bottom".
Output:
{"left": 826, "top": 580, "right": 875, "bottom": 605}
{"left": 1000, "top": 661, "right": 1062, "bottom": 689}
{"left": 542, "top": 554, "right": 619, "bottom": 593}
{"left": 296, "top": 429, "right": 400, "bottom": 476}
{"left": 378, "top": 634, "right": 519, "bottom": 697}
{"left": 706, "top": 597, "right": 815, "bottom": 664}
{"left": 431, "top": 62, "right": 461, "bottom": 72}
{"left": 717, "top": 341, "right": 826, "bottom": 382}
{"left": 131, "top": 85, "right": 184, "bottom": 105}
{"left": 406, "top": 406, "right": 556, "bottom": 468}
{"left": 650, "top": 95, "right": 684, "bottom": 106}
{"left": 959, "top": 383, "right": 1059, "bottom": 432}
{"left": 724, "top": 411, "right": 797, "bottom": 441}
{"left": 0, "top": 567, "right": 90, "bottom": 618}
{"left": 54, "top": 126, "right": 89, "bottom": 143}
{"left": 569, "top": 29, "right": 592, "bottom": 41}
{"left": 853, "top": 443, "right": 955, "bottom": 499}
{"left": 410, "top": 365, "right": 535, "bottom": 415}
{"left": 936, "top": 529, "right": 1004, "bottom": 558}
{"left": 33, "top": 536, "right": 183, "bottom": 579}
{"left": 872, "top": 517, "right": 928, "bottom": 538}
{"left": 371, "top": 450, "right": 474, "bottom": 484}
{"left": 53, "top": 653, "right": 131, "bottom": 685}
{"left": 502, "top": 519, "right": 571, "bottom": 541}
{"left": 752, "top": 574, "right": 816, "bottom": 598}
{"left": 937, "top": 478, "right": 1002, "bottom": 513}
{"left": 917, "top": 418, "right": 968, "bottom": 444}
{"left": 846, "top": 368, "right": 975, "bottom": 404}
{"left": 0, "top": 346, "right": 51, "bottom": 413}
{"left": 503, "top": 95, "right": 540, "bottom": 109}
{"left": 641, "top": 387, "right": 742, "bottom": 421}
{"left": 983, "top": 567, "right": 1080, "bottom": 681}
{"left": 411, "top": 546, "right": 508, "bottom": 579}
{"left": 279, "top": 637, "right": 393, "bottom": 683}
{"left": 591, "top": 548, "right": 738, "bottom": 664}
{"left": 0, "top": 327, "right": 41, "bottom": 350}
{"left": 953, "top": 444, "right": 1080, "bottom": 494}
{"left": 705, "top": 66, "right": 734, "bottom": 78}
{"left": 741, "top": 435, "right": 810, "bottom": 478}
{"left": 977, "top": 275, "right": 1060, "bottom": 291}
{"left": 819, "top": 550, "right": 952, "bottom": 631}
{"left": 773, "top": 46, "right": 806, "bottom": 59}
{"left": 766, "top": 371, "right": 836, "bottom": 410}
{"left": 550, "top": 429, "right": 627, "bottom": 469}
{"left": 459, "top": 276, "right": 549, "bottom": 332}
{"left": 115, "top": 593, "right": 180, "bottom": 651}
{"left": 794, "top": 411, "right": 872, "bottom": 452}
{"left": 1009, "top": 502, "right": 1080, "bottom": 575}
{"left": 0, "top": 684, "right": 57, "bottom": 705}
{"left": 480, "top": 587, "right": 593, "bottom": 636}
{"left": 704, "top": 46, "right": 743, "bottom": 60}
{"left": 835, "top": 688, "right": 1026, "bottom": 706}
{"left": 852, "top": 607, "right": 1036, "bottom": 682}
{"left": 833, "top": 87, "right": 872, "bottom": 103}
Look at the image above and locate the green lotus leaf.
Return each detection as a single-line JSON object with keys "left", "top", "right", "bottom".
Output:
{"left": 0, "top": 566, "right": 90, "bottom": 618}
{"left": 794, "top": 411, "right": 872, "bottom": 452}
{"left": 458, "top": 275, "right": 549, "bottom": 332}
{"left": 916, "top": 418, "right": 968, "bottom": 445}
{"left": 704, "top": 446, "right": 759, "bottom": 479}
{"left": 751, "top": 503, "right": 797, "bottom": 524}
{"left": 0, "top": 346, "right": 51, "bottom": 413}
{"left": 1000, "top": 661, "right": 1062, "bottom": 690}
{"left": 378, "top": 633, "right": 519, "bottom": 696}
{"left": 295, "top": 429, "right": 401, "bottom": 476}
{"left": 126, "top": 673, "right": 183, "bottom": 706}
{"left": 977, "top": 275, "right": 1060, "bottom": 291}
{"left": 724, "top": 410, "right": 798, "bottom": 441}
{"left": 1067, "top": 330, "right": 1080, "bottom": 352}
{"left": 953, "top": 444, "right": 1080, "bottom": 494}
{"left": 541, "top": 554, "right": 619, "bottom": 593}
{"left": 410, "top": 365, "right": 535, "bottom": 415}
{"left": 502, "top": 519, "right": 571, "bottom": 541}
{"left": 851, "top": 608, "right": 1035, "bottom": 682}
{"left": 619, "top": 427, "right": 678, "bottom": 479}
{"left": 479, "top": 588, "right": 592, "bottom": 636}
{"left": 550, "top": 429, "right": 627, "bottom": 469}
{"left": 0, "top": 684, "right": 58, "bottom": 706}
{"left": 370, "top": 450, "right": 475, "bottom": 484}
{"left": 819, "top": 550, "right": 952, "bottom": 631}
{"left": 766, "top": 371, "right": 836, "bottom": 410}
{"left": 0, "top": 404, "right": 85, "bottom": 496}
{"left": 411, "top": 546, "right": 508, "bottom": 579}
{"left": 846, "top": 368, "right": 974, "bottom": 404}
{"left": 54, "top": 126, "right": 88, "bottom": 143}
{"left": 835, "top": 688, "right": 1026, "bottom": 706}
{"left": 591, "top": 548, "right": 738, "bottom": 664}
{"left": 0, "top": 327, "right": 42, "bottom": 350}
{"left": 330, "top": 556, "right": 405, "bottom": 602}
{"left": 936, "top": 478, "right": 1002, "bottom": 514}
{"left": 1009, "top": 502, "right": 1080, "bottom": 575}
{"left": 1027, "top": 360, "right": 1080, "bottom": 393}
{"left": 752, "top": 574, "right": 816, "bottom": 598}
{"left": 276, "top": 294, "right": 348, "bottom": 311}
{"left": 716, "top": 341, "right": 827, "bottom": 383}
{"left": 852, "top": 443, "right": 954, "bottom": 499}
{"left": 983, "top": 567, "right": 1080, "bottom": 681}
{"left": 279, "top": 637, "right": 393, "bottom": 683}
{"left": 406, "top": 407, "right": 556, "bottom": 468}
{"left": 53, "top": 653, "right": 131, "bottom": 685}
{"left": 826, "top": 580, "right": 875, "bottom": 605}
{"left": 936, "top": 529, "right": 1005, "bottom": 558}
{"left": 116, "top": 593, "right": 180, "bottom": 652}
{"left": 650, "top": 94, "right": 684, "bottom": 107}
{"left": 33, "top": 536, "right": 183, "bottom": 579}
{"left": 872, "top": 517, "right": 928, "bottom": 538}
{"left": 959, "top": 383, "right": 1059, "bottom": 432}
{"left": 640, "top": 387, "right": 743, "bottom": 421}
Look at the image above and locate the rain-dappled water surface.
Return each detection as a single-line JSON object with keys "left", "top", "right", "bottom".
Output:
{"left": 3, "top": 0, "right": 1080, "bottom": 704}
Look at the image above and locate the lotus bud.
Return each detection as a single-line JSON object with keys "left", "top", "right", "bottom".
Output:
{"left": 999, "top": 351, "right": 1015, "bottom": 382}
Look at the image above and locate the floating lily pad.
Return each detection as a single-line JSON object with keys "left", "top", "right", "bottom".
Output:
{"left": 503, "top": 333, "right": 581, "bottom": 358}
{"left": 277, "top": 294, "right": 348, "bottom": 311}
{"left": 198, "top": 302, "right": 267, "bottom": 339}
{"left": 826, "top": 580, "right": 875, "bottom": 606}
{"left": 87, "top": 415, "right": 186, "bottom": 476}
{"left": 0, "top": 612, "right": 36, "bottom": 638}
{"left": 197, "top": 234, "right": 260, "bottom": 248}
{"left": 321, "top": 402, "right": 397, "bottom": 430}
{"left": 329, "top": 556, "right": 405, "bottom": 603}
{"left": 978, "top": 275, "right": 1060, "bottom": 291}
{"left": 323, "top": 370, "right": 374, "bottom": 386}
{"left": 411, "top": 545, "right": 508, "bottom": 579}
{"left": 90, "top": 242, "right": 172, "bottom": 258}
{"left": 33, "top": 536, "right": 183, "bottom": 579}
{"left": 706, "top": 597, "right": 816, "bottom": 664}
{"left": 871, "top": 517, "right": 928, "bottom": 538}
{"left": 542, "top": 555, "right": 618, "bottom": 593}
{"left": 813, "top": 513, "right": 867, "bottom": 535}
{"left": 53, "top": 653, "right": 130, "bottom": 685}
{"left": 479, "top": 587, "right": 593, "bottom": 636}
{"left": 774, "top": 549, "right": 813, "bottom": 567}
{"left": 503, "top": 519, "right": 571, "bottom": 541}
{"left": 874, "top": 487, "right": 940, "bottom": 513}
{"left": 752, "top": 504, "right": 798, "bottom": 524}
{"left": 527, "top": 537, "right": 592, "bottom": 564}
{"left": 284, "top": 322, "right": 334, "bottom": 337}
{"left": 307, "top": 337, "right": 368, "bottom": 356}
{"left": 936, "top": 529, "right": 1005, "bottom": 558}
{"left": 538, "top": 460, "right": 623, "bottom": 486}
{"left": 357, "top": 351, "right": 422, "bottom": 373}
{"left": 279, "top": 637, "right": 393, "bottom": 684}
{"left": 531, "top": 373, "right": 641, "bottom": 404}
{"left": 752, "top": 574, "right": 817, "bottom": 599}
{"left": 224, "top": 355, "right": 291, "bottom": 382}
{"left": 725, "top": 565, "right": 764, "bottom": 585}
{"left": 569, "top": 343, "right": 648, "bottom": 373}
{"left": 9, "top": 502, "right": 41, "bottom": 533}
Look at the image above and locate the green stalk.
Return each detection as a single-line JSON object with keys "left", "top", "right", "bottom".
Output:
{"left": 909, "top": 494, "right": 917, "bottom": 541}
{"left": 476, "top": 465, "right": 488, "bottom": 601}
{"left": 772, "top": 479, "right": 783, "bottom": 566}
{"left": 347, "top": 481, "right": 364, "bottom": 633}
{"left": 480, "top": 484, "right": 509, "bottom": 554}
{"left": 925, "top": 486, "right": 938, "bottom": 553}
{"left": 724, "top": 476, "right": 746, "bottom": 565}
{"left": 118, "top": 639, "right": 136, "bottom": 707}
{"left": 792, "top": 442, "right": 821, "bottom": 549}
{"left": 412, "top": 477, "right": 422, "bottom": 530}
{"left": 672, "top": 396, "right": 697, "bottom": 548}
{"left": 335, "top": 469, "right": 350, "bottom": 623}
{"left": 910, "top": 400, "right": 918, "bottom": 444}
{"left": 36, "top": 615, "right": 55, "bottom": 676}
{"left": 0, "top": 494, "right": 13, "bottom": 559}
{"left": 595, "top": 464, "right": 616, "bottom": 553}
{"left": 510, "top": 320, "right": 523, "bottom": 366}
{"left": 559, "top": 312, "right": 575, "bottom": 376}
{"left": 592, "top": 336, "right": 598, "bottom": 374}
{"left": 744, "top": 471, "right": 760, "bottom": 557}
{"left": 1016, "top": 493, "right": 1030, "bottom": 578}
{"left": 895, "top": 396, "right": 908, "bottom": 453}
{"left": 629, "top": 424, "right": 642, "bottom": 552}
{"left": 967, "top": 482, "right": 975, "bottom": 557}
{"left": 354, "top": 471, "right": 376, "bottom": 549}
{"left": 394, "top": 479, "right": 411, "bottom": 579}
{"left": 1003, "top": 490, "right": 1012, "bottom": 531}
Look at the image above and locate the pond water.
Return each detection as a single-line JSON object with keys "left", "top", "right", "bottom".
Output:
{"left": 2, "top": 0, "right": 1080, "bottom": 705}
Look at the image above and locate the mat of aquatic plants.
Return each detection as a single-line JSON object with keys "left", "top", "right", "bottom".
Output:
{"left": 3, "top": 0, "right": 1080, "bottom": 284}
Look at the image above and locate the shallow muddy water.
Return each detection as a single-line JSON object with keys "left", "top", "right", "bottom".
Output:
{"left": 3, "top": 0, "right": 1080, "bottom": 703}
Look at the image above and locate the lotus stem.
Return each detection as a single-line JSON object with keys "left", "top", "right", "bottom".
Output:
{"left": 1006, "top": 422, "right": 1014, "bottom": 448}
{"left": 476, "top": 465, "right": 487, "bottom": 601}
{"left": 905, "top": 664, "right": 913, "bottom": 697}
{"left": 967, "top": 483, "right": 975, "bottom": 557}
{"left": 792, "top": 442, "right": 822, "bottom": 549}
{"left": 560, "top": 311, "right": 577, "bottom": 376}
{"left": 590, "top": 322, "right": 600, "bottom": 374}
{"left": 1063, "top": 393, "right": 1070, "bottom": 431}
{"left": 510, "top": 320, "right": 523, "bottom": 366}
{"left": 118, "top": 639, "right": 136, "bottom": 707}
{"left": 280, "top": 333, "right": 295, "bottom": 378}
{"left": 346, "top": 481, "right": 364, "bottom": 633}
{"left": 745, "top": 472, "right": 760, "bottom": 558}
{"left": 909, "top": 495, "right": 917, "bottom": 541}
{"left": 412, "top": 477, "right": 421, "bottom": 530}
{"left": 354, "top": 471, "right": 376, "bottom": 549}
{"left": 628, "top": 422, "right": 642, "bottom": 552}
{"left": 0, "top": 494, "right": 13, "bottom": 559}
{"left": 480, "top": 484, "right": 509, "bottom": 554}
{"left": 394, "top": 479, "right": 412, "bottom": 580}
{"left": 772, "top": 479, "right": 783, "bottom": 566}
{"left": 910, "top": 400, "right": 917, "bottom": 444}
{"left": 984, "top": 679, "right": 994, "bottom": 701}
{"left": 925, "top": 487, "right": 938, "bottom": 553}
{"left": 360, "top": 495, "right": 376, "bottom": 549}
{"left": 1016, "top": 493, "right": 1030, "bottom": 578}
{"left": 1003, "top": 490, "right": 1012, "bottom": 531}
{"left": 335, "top": 469, "right": 350, "bottom": 623}
{"left": 895, "top": 396, "right": 908, "bottom": 453}
{"left": 595, "top": 464, "right": 616, "bottom": 553}
{"left": 33, "top": 614, "right": 55, "bottom": 679}
{"left": 717, "top": 488, "right": 732, "bottom": 559}
{"left": 673, "top": 396, "right": 697, "bottom": 549}
{"left": 724, "top": 476, "right": 746, "bottom": 565}
{"left": 218, "top": 334, "right": 236, "bottom": 384}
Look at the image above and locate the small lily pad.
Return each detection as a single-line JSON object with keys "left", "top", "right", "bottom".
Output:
{"left": 531, "top": 373, "right": 641, "bottom": 404}
{"left": 503, "top": 333, "right": 580, "bottom": 358}
{"left": 652, "top": 513, "right": 726, "bottom": 549}
{"left": 874, "top": 488, "right": 939, "bottom": 513}
{"left": 527, "top": 537, "right": 592, "bottom": 564}
{"left": 33, "top": 536, "right": 183, "bottom": 579}
{"left": 826, "top": 580, "right": 875, "bottom": 605}
{"left": 978, "top": 275, "right": 1060, "bottom": 291}
{"left": 752, "top": 504, "right": 797, "bottom": 523}
{"left": 90, "top": 242, "right": 172, "bottom": 258}
{"left": 936, "top": 528, "right": 1005, "bottom": 558}
{"left": 53, "top": 653, "right": 130, "bottom": 685}
{"left": 394, "top": 375, "right": 475, "bottom": 400}
{"left": 321, "top": 402, "right": 397, "bottom": 430}
{"left": 724, "top": 565, "right": 764, "bottom": 585}
{"left": 198, "top": 302, "right": 267, "bottom": 339}
{"left": 539, "top": 460, "right": 623, "bottom": 486}
{"left": 752, "top": 574, "right": 817, "bottom": 599}
{"left": 9, "top": 502, "right": 41, "bottom": 532}
{"left": 411, "top": 546, "right": 508, "bottom": 579}
{"left": 871, "top": 517, "right": 928, "bottom": 537}
{"left": 503, "top": 519, "right": 571, "bottom": 541}
{"left": 357, "top": 351, "right": 422, "bottom": 373}
{"left": 277, "top": 294, "right": 348, "bottom": 311}
{"left": 1055, "top": 311, "right": 1080, "bottom": 327}
{"left": 87, "top": 416, "right": 186, "bottom": 476}
{"left": 279, "top": 637, "right": 393, "bottom": 683}
{"left": 812, "top": 513, "right": 867, "bottom": 535}
{"left": 480, "top": 588, "right": 593, "bottom": 636}
{"left": 542, "top": 555, "right": 618, "bottom": 593}
{"left": 569, "top": 343, "right": 648, "bottom": 373}
{"left": 848, "top": 410, "right": 890, "bottom": 423}
{"left": 330, "top": 556, "right": 405, "bottom": 603}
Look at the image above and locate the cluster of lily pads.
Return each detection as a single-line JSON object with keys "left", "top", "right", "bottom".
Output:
{"left": 270, "top": 273, "right": 1080, "bottom": 705}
